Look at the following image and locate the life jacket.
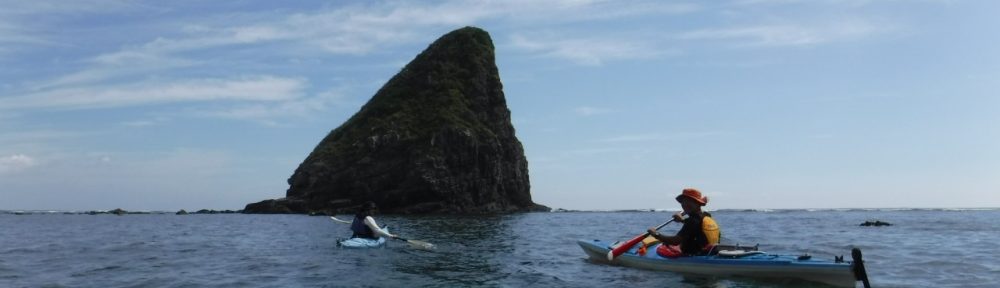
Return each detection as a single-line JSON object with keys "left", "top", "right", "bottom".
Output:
{"left": 656, "top": 214, "right": 722, "bottom": 258}
{"left": 702, "top": 215, "right": 721, "bottom": 247}
{"left": 350, "top": 215, "right": 376, "bottom": 239}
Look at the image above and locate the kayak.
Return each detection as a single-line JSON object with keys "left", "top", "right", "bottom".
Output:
{"left": 337, "top": 227, "right": 389, "bottom": 248}
{"left": 578, "top": 239, "right": 869, "bottom": 287}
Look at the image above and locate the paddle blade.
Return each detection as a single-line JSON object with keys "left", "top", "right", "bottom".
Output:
{"left": 330, "top": 216, "right": 352, "bottom": 224}
{"left": 394, "top": 237, "right": 435, "bottom": 250}
{"left": 607, "top": 218, "right": 677, "bottom": 261}
{"left": 407, "top": 239, "right": 435, "bottom": 250}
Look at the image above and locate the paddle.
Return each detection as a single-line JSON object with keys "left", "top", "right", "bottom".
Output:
{"left": 330, "top": 216, "right": 436, "bottom": 250}
{"left": 392, "top": 236, "right": 435, "bottom": 250}
{"left": 606, "top": 216, "right": 682, "bottom": 261}
{"left": 329, "top": 216, "right": 352, "bottom": 224}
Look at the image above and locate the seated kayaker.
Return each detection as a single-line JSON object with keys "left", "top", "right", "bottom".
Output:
{"left": 350, "top": 201, "right": 397, "bottom": 240}
{"left": 647, "top": 188, "right": 721, "bottom": 256}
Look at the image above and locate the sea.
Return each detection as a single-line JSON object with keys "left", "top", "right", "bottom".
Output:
{"left": 1, "top": 209, "right": 998, "bottom": 287}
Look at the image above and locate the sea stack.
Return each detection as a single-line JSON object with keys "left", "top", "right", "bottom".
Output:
{"left": 245, "top": 27, "right": 548, "bottom": 214}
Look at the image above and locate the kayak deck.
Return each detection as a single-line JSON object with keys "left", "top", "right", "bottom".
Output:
{"left": 337, "top": 227, "right": 389, "bottom": 248}
{"left": 578, "top": 239, "right": 864, "bottom": 287}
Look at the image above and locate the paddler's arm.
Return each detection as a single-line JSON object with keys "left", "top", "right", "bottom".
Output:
{"left": 647, "top": 229, "right": 683, "bottom": 245}
{"left": 648, "top": 212, "right": 689, "bottom": 245}
{"left": 364, "top": 216, "right": 397, "bottom": 239}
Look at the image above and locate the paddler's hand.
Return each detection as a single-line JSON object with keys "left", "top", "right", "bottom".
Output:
{"left": 647, "top": 228, "right": 661, "bottom": 238}
{"left": 672, "top": 212, "right": 685, "bottom": 222}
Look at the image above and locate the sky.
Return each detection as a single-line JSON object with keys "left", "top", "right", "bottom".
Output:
{"left": 1, "top": 0, "right": 998, "bottom": 211}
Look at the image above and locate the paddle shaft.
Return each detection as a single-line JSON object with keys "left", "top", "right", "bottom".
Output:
{"left": 606, "top": 217, "right": 679, "bottom": 261}
{"left": 330, "top": 216, "right": 352, "bottom": 224}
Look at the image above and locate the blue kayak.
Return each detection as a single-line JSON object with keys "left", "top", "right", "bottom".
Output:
{"left": 337, "top": 227, "right": 389, "bottom": 248}
{"left": 578, "top": 239, "right": 870, "bottom": 287}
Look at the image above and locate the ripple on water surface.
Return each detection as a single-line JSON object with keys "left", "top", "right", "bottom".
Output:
{"left": 1, "top": 210, "right": 999, "bottom": 287}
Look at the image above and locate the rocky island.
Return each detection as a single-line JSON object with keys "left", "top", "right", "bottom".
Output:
{"left": 245, "top": 27, "right": 548, "bottom": 214}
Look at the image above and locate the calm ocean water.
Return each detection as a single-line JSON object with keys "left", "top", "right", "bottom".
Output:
{"left": 1, "top": 209, "right": 998, "bottom": 287}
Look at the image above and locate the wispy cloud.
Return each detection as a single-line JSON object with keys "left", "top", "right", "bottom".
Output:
{"left": 2, "top": 0, "right": 903, "bottom": 126}
{"left": 7, "top": 0, "right": 700, "bottom": 111}
{"left": 0, "top": 130, "right": 89, "bottom": 147}
{"left": 574, "top": 106, "right": 616, "bottom": 116}
{"left": 1, "top": 76, "right": 305, "bottom": 111}
{"left": 194, "top": 88, "right": 348, "bottom": 125}
{"left": 563, "top": 147, "right": 635, "bottom": 156}
{"left": 679, "top": 19, "right": 895, "bottom": 47}
{"left": 731, "top": 0, "right": 906, "bottom": 6}
{"left": 599, "top": 131, "right": 728, "bottom": 143}
{"left": 509, "top": 34, "right": 673, "bottom": 65}
{"left": 0, "top": 154, "right": 37, "bottom": 174}
{"left": 0, "top": 0, "right": 710, "bottom": 127}
{"left": 0, "top": 1, "right": 142, "bottom": 15}
{"left": 0, "top": 20, "right": 56, "bottom": 58}
{"left": 0, "top": 22, "right": 49, "bottom": 47}
{"left": 31, "top": 56, "right": 199, "bottom": 91}
{"left": 0, "top": 1, "right": 153, "bottom": 57}
{"left": 120, "top": 116, "right": 170, "bottom": 128}
{"left": 94, "top": 0, "right": 693, "bottom": 60}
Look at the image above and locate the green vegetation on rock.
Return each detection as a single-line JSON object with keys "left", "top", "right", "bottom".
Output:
{"left": 245, "top": 27, "right": 548, "bottom": 214}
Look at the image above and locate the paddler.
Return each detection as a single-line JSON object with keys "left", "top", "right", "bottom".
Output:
{"left": 647, "top": 188, "right": 721, "bottom": 256}
{"left": 350, "top": 201, "right": 397, "bottom": 240}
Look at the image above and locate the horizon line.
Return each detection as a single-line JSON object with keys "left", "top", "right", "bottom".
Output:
{"left": 3, "top": 207, "right": 999, "bottom": 214}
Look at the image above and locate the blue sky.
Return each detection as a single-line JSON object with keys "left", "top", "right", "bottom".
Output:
{"left": 1, "top": 0, "right": 997, "bottom": 211}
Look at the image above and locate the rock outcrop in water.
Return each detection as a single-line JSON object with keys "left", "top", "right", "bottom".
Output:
{"left": 860, "top": 220, "right": 892, "bottom": 227}
{"left": 245, "top": 27, "right": 548, "bottom": 214}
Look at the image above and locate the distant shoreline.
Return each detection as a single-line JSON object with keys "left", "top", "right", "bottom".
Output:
{"left": 0, "top": 209, "right": 241, "bottom": 215}
{"left": 2, "top": 207, "right": 998, "bottom": 215}
{"left": 552, "top": 207, "right": 1000, "bottom": 213}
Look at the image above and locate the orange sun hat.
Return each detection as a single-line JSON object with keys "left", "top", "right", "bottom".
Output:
{"left": 675, "top": 188, "right": 709, "bottom": 206}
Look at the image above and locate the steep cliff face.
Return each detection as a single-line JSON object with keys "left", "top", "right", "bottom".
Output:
{"left": 245, "top": 27, "right": 548, "bottom": 214}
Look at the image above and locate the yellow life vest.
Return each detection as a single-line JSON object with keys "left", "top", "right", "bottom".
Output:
{"left": 702, "top": 215, "right": 721, "bottom": 245}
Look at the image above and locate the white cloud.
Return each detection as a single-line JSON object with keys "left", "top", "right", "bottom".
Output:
{"left": 678, "top": 19, "right": 895, "bottom": 47}
{"left": 32, "top": 56, "right": 198, "bottom": 91}
{"left": 0, "top": 1, "right": 141, "bottom": 15}
{"left": 121, "top": 120, "right": 155, "bottom": 127}
{"left": 0, "top": 148, "right": 272, "bottom": 210}
{"left": 0, "top": 154, "right": 37, "bottom": 173}
{"left": 509, "top": 34, "right": 672, "bottom": 66}
{"left": 0, "top": 22, "right": 48, "bottom": 47}
{"left": 680, "top": 25, "right": 822, "bottom": 46}
{"left": 732, "top": 0, "right": 795, "bottom": 4}
{"left": 574, "top": 106, "right": 615, "bottom": 116}
{"left": 6, "top": 0, "right": 703, "bottom": 100}
{"left": 65, "top": 0, "right": 694, "bottom": 70}
{"left": 731, "top": 0, "right": 914, "bottom": 6}
{"left": 121, "top": 116, "right": 170, "bottom": 127}
{"left": 599, "top": 132, "right": 728, "bottom": 143}
{"left": 0, "top": 130, "right": 88, "bottom": 147}
{"left": 0, "top": 1, "right": 153, "bottom": 58}
{"left": 195, "top": 87, "right": 349, "bottom": 124}
{"left": 1, "top": 76, "right": 305, "bottom": 111}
